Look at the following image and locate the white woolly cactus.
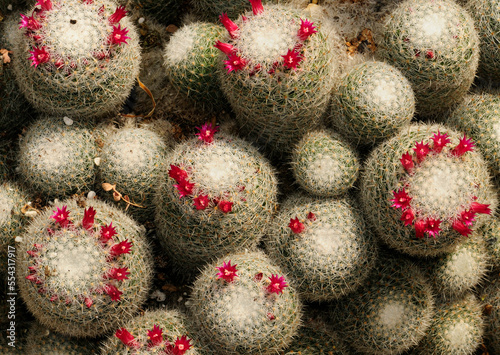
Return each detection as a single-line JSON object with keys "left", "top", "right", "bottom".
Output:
{"left": 12, "top": 0, "right": 141, "bottom": 118}
{"left": 17, "top": 198, "right": 153, "bottom": 338}
{"left": 376, "top": 0, "right": 479, "bottom": 117}
{"left": 290, "top": 129, "right": 359, "bottom": 197}
{"left": 329, "top": 60, "right": 415, "bottom": 147}
{"left": 188, "top": 250, "right": 302, "bottom": 355}
{"left": 360, "top": 123, "right": 497, "bottom": 257}
{"left": 215, "top": 0, "right": 339, "bottom": 155}
{"left": 154, "top": 123, "right": 278, "bottom": 280}
{"left": 17, "top": 115, "right": 96, "bottom": 198}
{"left": 266, "top": 194, "right": 378, "bottom": 302}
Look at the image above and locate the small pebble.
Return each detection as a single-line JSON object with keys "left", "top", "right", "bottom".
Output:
{"left": 63, "top": 116, "right": 73, "bottom": 125}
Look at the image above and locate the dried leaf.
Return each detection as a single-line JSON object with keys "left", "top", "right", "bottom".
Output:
{"left": 113, "top": 191, "right": 121, "bottom": 201}
{"left": 102, "top": 183, "right": 115, "bottom": 191}
{"left": 1, "top": 49, "right": 13, "bottom": 64}
{"left": 166, "top": 24, "right": 178, "bottom": 33}
{"left": 122, "top": 195, "right": 130, "bottom": 202}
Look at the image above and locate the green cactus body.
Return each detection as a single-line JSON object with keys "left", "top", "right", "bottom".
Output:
{"left": 154, "top": 127, "right": 278, "bottom": 280}
{"left": 188, "top": 250, "right": 302, "bottom": 355}
{"left": 17, "top": 116, "right": 96, "bottom": 198}
{"left": 266, "top": 194, "right": 378, "bottom": 302}
{"left": 329, "top": 61, "right": 415, "bottom": 147}
{"left": 163, "top": 22, "right": 229, "bottom": 114}
{"left": 12, "top": 0, "right": 141, "bottom": 118}
{"left": 411, "top": 293, "right": 484, "bottom": 355}
{"left": 480, "top": 274, "right": 500, "bottom": 354}
{"left": 17, "top": 198, "right": 153, "bottom": 338}
{"left": 447, "top": 93, "right": 500, "bottom": 182}
{"left": 290, "top": 129, "right": 359, "bottom": 197}
{"left": 216, "top": 4, "right": 339, "bottom": 155}
{"left": 376, "top": 0, "right": 479, "bottom": 117}
{"left": 360, "top": 123, "right": 497, "bottom": 257}
{"left": 101, "top": 308, "right": 200, "bottom": 354}
{"left": 329, "top": 255, "right": 435, "bottom": 354}
{"left": 280, "top": 322, "right": 350, "bottom": 354}
{"left": 97, "top": 123, "right": 168, "bottom": 223}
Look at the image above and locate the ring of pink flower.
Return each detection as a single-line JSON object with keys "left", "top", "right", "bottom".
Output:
{"left": 214, "top": 0, "right": 317, "bottom": 74}
{"left": 20, "top": 0, "right": 130, "bottom": 69}
{"left": 25, "top": 206, "right": 132, "bottom": 307}
{"left": 115, "top": 325, "right": 192, "bottom": 354}
{"left": 390, "top": 132, "right": 491, "bottom": 239}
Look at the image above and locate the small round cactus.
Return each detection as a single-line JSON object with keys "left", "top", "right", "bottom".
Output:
{"left": 17, "top": 198, "right": 153, "bottom": 338}
{"left": 480, "top": 273, "right": 500, "bottom": 354}
{"left": 17, "top": 115, "right": 97, "bottom": 199}
{"left": 360, "top": 123, "right": 497, "bottom": 257}
{"left": 12, "top": 0, "right": 141, "bottom": 118}
{"left": 102, "top": 308, "right": 199, "bottom": 354}
{"left": 328, "top": 60, "right": 415, "bottom": 147}
{"left": 188, "top": 250, "right": 302, "bottom": 355}
{"left": 376, "top": 0, "right": 479, "bottom": 117}
{"left": 329, "top": 254, "right": 435, "bottom": 354}
{"left": 290, "top": 129, "right": 359, "bottom": 197}
{"left": 266, "top": 194, "right": 378, "bottom": 302}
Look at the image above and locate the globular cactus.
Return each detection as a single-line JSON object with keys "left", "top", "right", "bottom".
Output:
{"left": 188, "top": 250, "right": 302, "bottom": 355}
{"left": 215, "top": 1, "right": 340, "bottom": 156}
{"left": 17, "top": 116, "right": 97, "bottom": 199}
{"left": 17, "top": 198, "right": 153, "bottom": 338}
{"left": 329, "top": 254, "right": 435, "bottom": 355}
{"left": 118, "top": 0, "right": 182, "bottom": 25}
{"left": 191, "top": 0, "right": 279, "bottom": 23}
{"left": 101, "top": 308, "right": 199, "bottom": 354}
{"left": 290, "top": 129, "right": 359, "bottom": 197}
{"left": 266, "top": 194, "right": 378, "bottom": 302}
{"left": 12, "top": 0, "right": 141, "bottom": 118}
{"left": 328, "top": 60, "right": 415, "bottom": 147}
{"left": 410, "top": 293, "right": 484, "bottom": 355}
{"left": 376, "top": 0, "right": 479, "bottom": 117}
{"left": 480, "top": 273, "right": 500, "bottom": 354}
{"left": 154, "top": 123, "right": 278, "bottom": 280}
{"left": 163, "top": 22, "right": 229, "bottom": 114}
{"left": 96, "top": 120, "right": 168, "bottom": 223}
{"left": 360, "top": 123, "right": 497, "bottom": 257}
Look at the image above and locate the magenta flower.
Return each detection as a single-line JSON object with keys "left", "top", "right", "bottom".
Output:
{"left": 216, "top": 260, "right": 238, "bottom": 282}
{"left": 282, "top": 49, "right": 302, "bottom": 70}
{"left": 430, "top": 131, "right": 450, "bottom": 153}
{"left": 414, "top": 219, "right": 426, "bottom": 239}
{"left": 452, "top": 219, "right": 472, "bottom": 236}
{"left": 147, "top": 324, "right": 163, "bottom": 347}
{"left": 174, "top": 179, "right": 195, "bottom": 198}
{"left": 451, "top": 134, "right": 475, "bottom": 157}
{"left": 214, "top": 40, "right": 235, "bottom": 56}
{"left": 29, "top": 46, "right": 50, "bottom": 67}
{"left": 105, "top": 284, "right": 123, "bottom": 301}
{"left": 266, "top": 274, "right": 288, "bottom": 294}
{"left": 115, "top": 328, "right": 140, "bottom": 349}
{"left": 424, "top": 218, "right": 442, "bottom": 238}
{"left": 100, "top": 222, "right": 117, "bottom": 243}
{"left": 36, "top": 0, "right": 52, "bottom": 11}
{"left": 400, "top": 152, "right": 414, "bottom": 173}
{"left": 470, "top": 202, "right": 491, "bottom": 215}
{"left": 19, "top": 14, "right": 41, "bottom": 30}
{"left": 249, "top": 0, "right": 264, "bottom": 15}
{"left": 108, "top": 5, "right": 128, "bottom": 24}
{"left": 459, "top": 209, "right": 476, "bottom": 226}
{"left": 297, "top": 19, "right": 317, "bottom": 41}
{"left": 413, "top": 140, "right": 430, "bottom": 162}
{"left": 289, "top": 216, "right": 305, "bottom": 234}
{"left": 224, "top": 54, "right": 247, "bottom": 72}
{"left": 109, "top": 240, "right": 133, "bottom": 257}
{"left": 50, "top": 205, "right": 70, "bottom": 227}
{"left": 84, "top": 297, "right": 93, "bottom": 308}
{"left": 110, "top": 24, "right": 130, "bottom": 46}
{"left": 219, "top": 13, "right": 239, "bottom": 39}
{"left": 165, "top": 335, "right": 192, "bottom": 355}
{"left": 390, "top": 188, "right": 412, "bottom": 209}
{"left": 195, "top": 122, "right": 218, "bottom": 144}
{"left": 400, "top": 208, "right": 415, "bottom": 226}
{"left": 307, "top": 211, "right": 316, "bottom": 221}
{"left": 82, "top": 207, "right": 96, "bottom": 230}
{"left": 107, "top": 267, "right": 130, "bottom": 281}
{"left": 193, "top": 195, "right": 210, "bottom": 210}
{"left": 168, "top": 164, "right": 188, "bottom": 183}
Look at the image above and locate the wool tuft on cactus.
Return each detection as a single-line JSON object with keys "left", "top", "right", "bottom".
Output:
{"left": 12, "top": 0, "right": 141, "bottom": 118}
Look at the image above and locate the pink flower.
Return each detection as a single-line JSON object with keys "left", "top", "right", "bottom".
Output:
{"left": 400, "top": 152, "right": 414, "bottom": 173}
{"left": 109, "top": 240, "right": 133, "bottom": 257}
{"left": 254, "top": 272, "right": 263, "bottom": 282}
{"left": 282, "top": 49, "right": 302, "bottom": 70}
{"left": 214, "top": 40, "right": 235, "bottom": 56}
{"left": 413, "top": 140, "right": 430, "bottom": 162}
{"left": 50, "top": 205, "right": 70, "bottom": 227}
{"left": 470, "top": 202, "right": 491, "bottom": 215}
{"left": 147, "top": 324, "right": 163, "bottom": 347}
{"left": 165, "top": 335, "right": 192, "bottom": 355}
{"left": 307, "top": 212, "right": 316, "bottom": 221}
{"left": 108, "top": 5, "right": 128, "bottom": 24}
{"left": 224, "top": 54, "right": 247, "bottom": 72}
{"left": 29, "top": 46, "right": 50, "bottom": 67}
{"left": 219, "top": 13, "right": 239, "bottom": 39}
{"left": 400, "top": 208, "right": 415, "bottom": 226}
{"left": 297, "top": 19, "right": 317, "bottom": 41}
{"left": 390, "top": 189, "right": 412, "bottom": 209}
{"left": 115, "top": 328, "right": 140, "bottom": 349}
{"left": 425, "top": 50, "right": 435, "bottom": 59}
{"left": 168, "top": 165, "right": 188, "bottom": 183}
{"left": 266, "top": 274, "right": 288, "bottom": 294}
{"left": 36, "top": 0, "right": 52, "bottom": 11}
{"left": 105, "top": 284, "right": 123, "bottom": 301}
{"left": 249, "top": 0, "right": 264, "bottom": 15}
{"left": 452, "top": 219, "right": 472, "bottom": 236}
{"left": 107, "top": 267, "right": 130, "bottom": 281}
{"left": 19, "top": 14, "right": 41, "bottom": 30}
{"left": 451, "top": 134, "right": 475, "bottom": 157}
{"left": 84, "top": 297, "right": 93, "bottom": 308}
{"left": 414, "top": 219, "right": 426, "bottom": 239}
{"left": 459, "top": 209, "right": 476, "bottom": 226}
{"left": 289, "top": 217, "right": 305, "bottom": 234}
{"left": 216, "top": 260, "right": 238, "bottom": 282}
{"left": 424, "top": 218, "right": 441, "bottom": 238}
{"left": 174, "top": 179, "right": 195, "bottom": 198}
{"left": 100, "top": 222, "right": 117, "bottom": 243}
{"left": 195, "top": 122, "right": 218, "bottom": 144}
{"left": 82, "top": 207, "right": 96, "bottom": 230}
{"left": 110, "top": 24, "right": 130, "bottom": 46}
{"left": 218, "top": 200, "right": 233, "bottom": 213}
{"left": 430, "top": 131, "right": 450, "bottom": 153}
{"left": 194, "top": 195, "right": 210, "bottom": 210}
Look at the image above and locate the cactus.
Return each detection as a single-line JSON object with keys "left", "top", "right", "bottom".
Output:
{"left": 191, "top": 0, "right": 279, "bottom": 23}
{"left": 96, "top": 120, "right": 168, "bottom": 223}
{"left": 17, "top": 116, "right": 97, "bottom": 199}
{"left": 290, "top": 129, "right": 359, "bottom": 197}
{"left": 376, "top": 0, "right": 479, "bottom": 117}
{"left": 482, "top": 219, "right": 500, "bottom": 270}
{"left": 329, "top": 254, "right": 435, "bottom": 354}
{"left": 17, "top": 198, "right": 153, "bottom": 338}
{"left": 480, "top": 273, "right": 500, "bottom": 354}
{"left": 163, "top": 22, "right": 229, "bottom": 114}
{"left": 101, "top": 308, "right": 199, "bottom": 354}
{"left": 266, "top": 193, "right": 378, "bottom": 302}
{"left": 0, "top": 0, "right": 30, "bottom": 15}
{"left": 411, "top": 292, "right": 484, "bottom": 355}
{"left": 12, "top": 0, "right": 141, "bottom": 118}
{"left": 154, "top": 123, "right": 278, "bottom": 280}
{"left": 328, "top": 60, "right": 415, "bottom": 147}
{"left": 215, "top": 2, "right": 340, "bottom": 156}
{"left": 188, "top": 250, "right": 302, "bottom": 355}
{"left": 118, "top": 0, "right": 182, "bottom": 25}
{"left": 360, "top": 123, "right": 497, "bottom": 257}
{"left": 447, "top": 93, "right": 500, "bottom": 184}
